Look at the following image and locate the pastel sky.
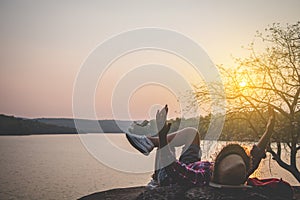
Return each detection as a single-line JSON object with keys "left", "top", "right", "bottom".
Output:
{"left": 1, "top": 0, "right": 300, "bottom": 120}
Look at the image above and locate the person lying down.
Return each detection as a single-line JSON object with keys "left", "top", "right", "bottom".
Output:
{"left": 126, "top": 105, "right": 275, "bottom": 188}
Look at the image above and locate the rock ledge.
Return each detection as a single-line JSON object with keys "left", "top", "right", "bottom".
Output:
{"left": 79, "top": 185, "right": 300, "bottom": 200}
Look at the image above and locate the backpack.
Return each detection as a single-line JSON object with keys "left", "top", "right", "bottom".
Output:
{"left": 247, "top": 177, "right": 294, "bottom": 200}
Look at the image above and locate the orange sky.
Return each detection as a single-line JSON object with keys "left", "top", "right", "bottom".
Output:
{"left": 1, "top": 1, "right": 300, "bottom": 120}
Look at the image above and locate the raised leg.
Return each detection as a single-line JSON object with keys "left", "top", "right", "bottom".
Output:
{"left": 148, "top": 127, "right": 200, "bottom": 148}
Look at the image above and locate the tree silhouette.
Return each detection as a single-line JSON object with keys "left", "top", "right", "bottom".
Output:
{"left": 194, "top": 22, "right": 300, "bottom": 182}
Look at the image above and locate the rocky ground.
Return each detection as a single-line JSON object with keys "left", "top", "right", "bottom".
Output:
{"left": 79, "top": 185, "right": 300, "bottom": 200}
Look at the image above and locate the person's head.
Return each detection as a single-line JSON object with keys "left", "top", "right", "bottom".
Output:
{"left": 212, "top": 144, "right": 251, "bottom": 185}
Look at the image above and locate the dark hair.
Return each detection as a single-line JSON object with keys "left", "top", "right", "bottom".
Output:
{"left": 212, "top": 144, "right": 251, "bottom": 183}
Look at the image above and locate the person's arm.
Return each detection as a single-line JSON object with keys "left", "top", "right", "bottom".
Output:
{"left": 256, "top": 107, "right": 275, "bottom": 150}
{"left": 247, "top": 107, "right": 275, "bottom": 177}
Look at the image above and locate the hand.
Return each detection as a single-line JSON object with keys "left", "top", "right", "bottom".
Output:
{"left": 267, "top": 106, "right": 275, "bottom": 129}
{"left": 156, "top": 105, "right": 168, "bottom": 131}
{"left": 268, "top": 106, "right": 275, "bottom": 120}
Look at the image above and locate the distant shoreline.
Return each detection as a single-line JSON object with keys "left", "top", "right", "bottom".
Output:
{"left": 0, "top": 114, "right": 130, "bottom": 135}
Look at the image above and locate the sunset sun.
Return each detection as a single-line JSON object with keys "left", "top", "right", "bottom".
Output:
{"left": 239, "top": 80, "right": 247, "bottom": 87}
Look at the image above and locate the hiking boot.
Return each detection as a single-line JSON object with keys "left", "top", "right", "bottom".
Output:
{"left": 126, "top": 133, "right": 154, "bottom": 155}
{"left": 146, "top": 179, "right": 159, "bottom": 190}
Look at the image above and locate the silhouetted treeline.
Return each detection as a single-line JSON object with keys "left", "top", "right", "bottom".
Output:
{"left": 130, "top": 111, "right": 300, "bottom": 142}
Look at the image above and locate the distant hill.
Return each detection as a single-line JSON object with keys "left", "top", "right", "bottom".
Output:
{"left": 36, "top": 118, "right": 132, "bottom": 133}
{"left": 0, "top": 114, "right": 133, "bottom": 135}
{"left": 0, "top": 114, "right": 201, "bottom": 136}
{"left": 0, "top": 114, "right": 77, "bottom": 135}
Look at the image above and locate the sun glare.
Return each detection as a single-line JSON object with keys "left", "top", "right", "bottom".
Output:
{"left": 239, "top": 81, "right": 247, "bottom": 87}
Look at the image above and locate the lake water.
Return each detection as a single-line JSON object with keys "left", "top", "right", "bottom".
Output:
{"left": 0, "top": 134, "right": 299, "bottom": 200}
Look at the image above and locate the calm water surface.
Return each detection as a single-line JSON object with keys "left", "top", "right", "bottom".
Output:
{"left": 0, "top": 134, "right": 298, "bottom": 200}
